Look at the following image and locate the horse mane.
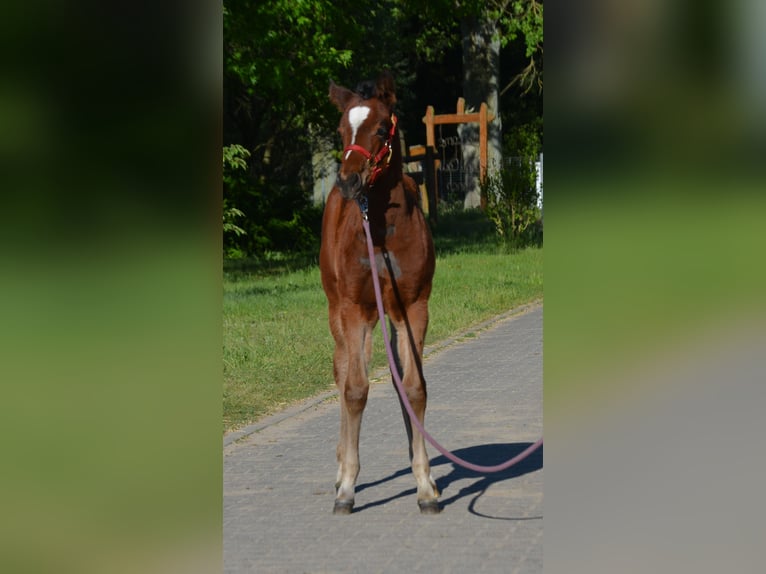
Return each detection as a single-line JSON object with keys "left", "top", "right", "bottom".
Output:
{"left": 352, "top": 71, "right": 397, "bottom": 108}
{"left": 354, "top": 80, "right": 377, "bottom": 100}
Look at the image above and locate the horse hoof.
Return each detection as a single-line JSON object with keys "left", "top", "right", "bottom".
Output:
{"left": 418, "top": 500, "right": 441, "bottom": 515}
{"left": 333, "top": 500, "right": 354, "bottom": 515}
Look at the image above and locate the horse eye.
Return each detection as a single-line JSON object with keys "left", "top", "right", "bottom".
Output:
{"left": 376, "top": 127, "right": 388, "bottom": 138}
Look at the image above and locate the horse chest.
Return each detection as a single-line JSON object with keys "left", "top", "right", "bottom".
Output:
{"left": 358, "top": 250, "right": 401, "bottom": 280}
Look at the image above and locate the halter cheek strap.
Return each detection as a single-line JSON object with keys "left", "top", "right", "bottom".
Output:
{"left": 343, "top": 114, "right": 398, "bottom": 186}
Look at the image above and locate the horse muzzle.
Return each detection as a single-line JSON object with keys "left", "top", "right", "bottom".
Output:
{"left": 335, "top": 171, "right": 364, "bottom": 199}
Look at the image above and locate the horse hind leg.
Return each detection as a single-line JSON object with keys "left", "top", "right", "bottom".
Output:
{"left": 389, "top": 319, "right": 414, "bottom": 462}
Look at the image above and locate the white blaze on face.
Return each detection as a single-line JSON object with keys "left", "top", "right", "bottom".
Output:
{"left": 345, "top": 105, "right": 371, "bottom": 160}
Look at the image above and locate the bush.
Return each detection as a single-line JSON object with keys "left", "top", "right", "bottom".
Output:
{"left": 222, "top": 141, "right": 319, "bottom": 259}
{"left": 481, "top": 122, "right": 542, "bottom": 248}
{"left": 223, "top": 144, "right": 250, "bottom": 258}
{"left": 481, "top": 162, "right": 542, "bottom": 248}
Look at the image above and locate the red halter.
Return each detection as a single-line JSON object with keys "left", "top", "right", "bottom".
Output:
{"left": 343, "top": 113, "right": 398, "bottom": 186}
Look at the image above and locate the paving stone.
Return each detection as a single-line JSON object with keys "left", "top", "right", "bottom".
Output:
{"left": 224, "top": 305, "right": 543, "bottom": 573}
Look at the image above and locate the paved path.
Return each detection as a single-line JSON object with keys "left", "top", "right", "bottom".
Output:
{"left": 224, "top": 304, "right": 543, "bottom": 573}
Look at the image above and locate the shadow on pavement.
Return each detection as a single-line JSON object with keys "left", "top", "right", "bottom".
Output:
{"left": 352, "top": 442, "right": 543, "bottom": 517}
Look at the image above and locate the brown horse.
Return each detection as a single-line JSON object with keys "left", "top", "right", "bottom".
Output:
{"left": 320, "top": 72, "right": 440, "bottom": 514}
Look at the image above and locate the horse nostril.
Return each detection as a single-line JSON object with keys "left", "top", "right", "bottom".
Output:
{"left": 344, "top": 173, "right": 361, "bottom": 187}
{"left": 336, "top": 172, "right": 362, "bottom": 197}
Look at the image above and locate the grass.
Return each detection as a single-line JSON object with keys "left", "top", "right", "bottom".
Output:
{"left": 223, "top": 210, "right": 543, "bottom": 433}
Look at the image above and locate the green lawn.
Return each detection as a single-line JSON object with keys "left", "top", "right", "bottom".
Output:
{"left": 223, "top": 212, "right": 543, "bottom": 432}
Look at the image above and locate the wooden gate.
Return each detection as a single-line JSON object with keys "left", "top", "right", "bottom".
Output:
{"left": 402, "top": 98, "right": 496, "bottom": 222}
{"left": 422, "top": 98, "right": 496, "bottom": 213}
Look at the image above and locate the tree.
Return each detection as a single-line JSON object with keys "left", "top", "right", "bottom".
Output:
{"left": 460, "top": 12, "right": 503, "bottom": 207}
{"left": 461, "top": 0, "right": 543, "bottom": 207}
{"left": 223, "top": 0, "right": 425, "bottom": 255}
{"left": 223, "top": 0, "right": 359, "bottom": 254}
{"left": 397, "top": 0, "right": 543, "bottom": 208}
{"left": 222, "top": 0, "right": 542, "bottom": 257}
{"left": 494, "top": 0, "right": 544, "bottom": 96}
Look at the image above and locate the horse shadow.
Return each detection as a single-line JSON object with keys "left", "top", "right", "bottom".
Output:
{"left": 353, "top": 442, "right": 543, "bottom": 518}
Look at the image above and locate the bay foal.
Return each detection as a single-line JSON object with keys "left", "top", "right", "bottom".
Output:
{"left": 319, "top": 72, "right": 440, "bottom": 514}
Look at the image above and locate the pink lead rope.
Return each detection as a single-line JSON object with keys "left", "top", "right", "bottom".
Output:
{"left": 361, "top": 215, "right": 543, "bottom": 473}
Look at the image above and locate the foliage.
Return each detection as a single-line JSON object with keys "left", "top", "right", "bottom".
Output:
{"left": 224, "top": 0, "right": 424, "bottom": 141}
{"left": 481, "top": 120, "right": 542, "bottom": 247}
{"left": 491, "top": 0, "right": 544, "bottom": 95}
{"left": 223, "top": 0, "right": 358, "bottom": 258}
{"left": 223, "top": 0, "right": 423, "bottom": 259}
{"left": 224, "top": 0, "right": 354, "bottom": 122}
{"left": 222, "top": 0, "right": 543, "bottom": 259}
{"left": 222, "top": 145, "right": 249, "bottom": 258}
{"left": 223, "top": 143, "right": 250, "bottom": 172}
{"left": 407, "top": 0, "right": 543, "bottom": 95}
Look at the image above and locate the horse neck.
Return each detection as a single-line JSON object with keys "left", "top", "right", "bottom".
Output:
{"left": 388, "top": 132, "right": 403, "bottom": 174}
{"left": 372, "top": 134, "right": 403, "bottom": 195}
{"left": 366, "top": 154, "right": 411, "bottom": 236}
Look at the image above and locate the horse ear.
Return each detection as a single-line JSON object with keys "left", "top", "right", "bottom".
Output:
{"left": 329, "top": 81, "right": 356, "bottom": 113}
{"left": 375, "top": 71, "right": 397, "bottom": 108}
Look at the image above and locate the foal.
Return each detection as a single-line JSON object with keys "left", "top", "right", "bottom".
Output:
{"left": 319, "top": 72, "right": 440, "bottom": 514}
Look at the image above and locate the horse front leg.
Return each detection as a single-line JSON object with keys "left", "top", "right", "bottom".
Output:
{"left": 332, "top": 311, "right": 373, "bottom": 514}
{"left": 392, "top": 301, "right": 440, "bottom": 514}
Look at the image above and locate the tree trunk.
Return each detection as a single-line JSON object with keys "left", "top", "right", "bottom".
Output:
{"left": 459, "top": 13, "right": 502, "bottom": 209}
{"left": 311, "top": 131, "right": 337, "bottom": 206}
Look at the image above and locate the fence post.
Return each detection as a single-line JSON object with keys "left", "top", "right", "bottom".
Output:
{"left": 424, "top": 106, "right": 435, "bottom": 150}
{"left": 479, "top": 102, "right": 488, "bottom": 184}
{"left": 425, "top": 145, "right": 437, "bottom": 224}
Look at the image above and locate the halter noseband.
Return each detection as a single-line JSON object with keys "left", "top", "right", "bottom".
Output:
{"left": 343, "top": 113, "right": 398, "bottom": 187}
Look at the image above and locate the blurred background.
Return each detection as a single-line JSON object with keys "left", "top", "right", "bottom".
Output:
{"left": 545, "top": 0, "right": 766, "bottom": 572}
{"left": 1, "top": 0, "right": 764, "bottom": 572}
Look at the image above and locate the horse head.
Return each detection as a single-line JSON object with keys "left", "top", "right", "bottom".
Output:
{"left": 329, "top": 71, "right": 399, "bottom": 200}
